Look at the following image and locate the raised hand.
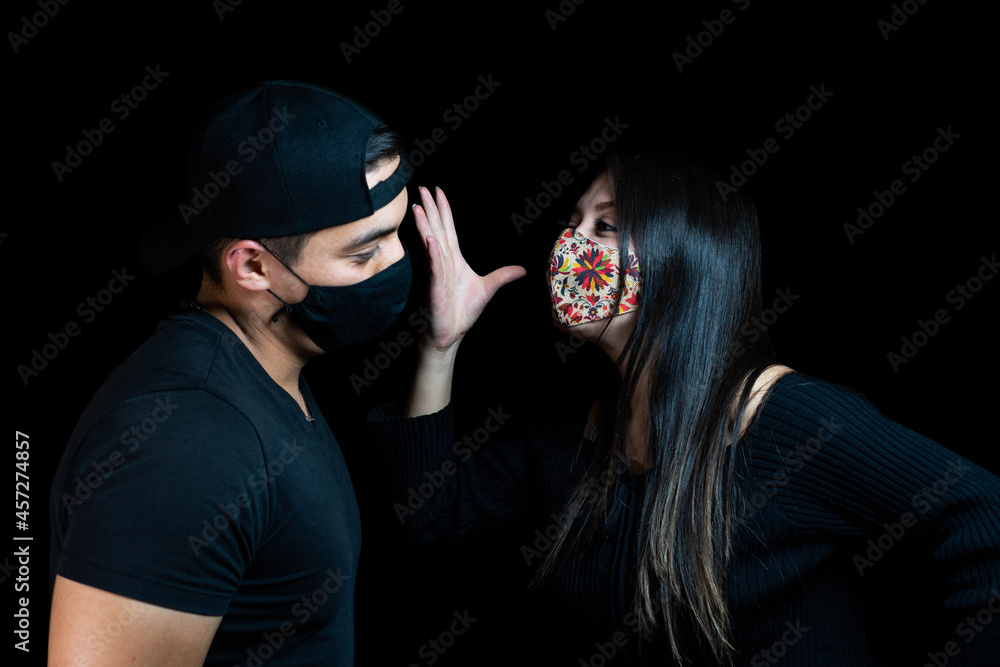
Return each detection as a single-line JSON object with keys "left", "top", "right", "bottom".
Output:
{"left": 405, "top": 186, "right": 526, "bottom": 416}
{"left": 412, "top": 186, "right": 526, "bottom": 353}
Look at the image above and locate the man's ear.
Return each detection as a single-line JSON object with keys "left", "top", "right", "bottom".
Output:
{"left": 222, "top": 240, "right": 273, "bottom": 292}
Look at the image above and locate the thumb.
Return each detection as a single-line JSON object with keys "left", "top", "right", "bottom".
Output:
{"left": 481, "top": 265, "right": 527, "bottom": 299}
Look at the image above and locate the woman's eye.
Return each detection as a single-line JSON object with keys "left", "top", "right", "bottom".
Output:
{"left": 595, "top": 219, "right": 617, "bottom": 232}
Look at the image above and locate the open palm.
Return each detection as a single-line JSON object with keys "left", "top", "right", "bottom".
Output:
{"left": 412, "top": 186, "right": 526, "bottom": 352}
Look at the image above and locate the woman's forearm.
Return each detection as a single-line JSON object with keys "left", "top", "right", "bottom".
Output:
{"left": 404, "top": 337, "right": 460, "bottom": 417}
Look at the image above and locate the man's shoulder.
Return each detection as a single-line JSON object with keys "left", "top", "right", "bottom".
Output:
{"left": 126, "top": 305, "right": 245, "bottom": 386}
{"left": 96, "top": 306, "right": 262, "bottom": 405}
{"left": 67, "top": 306, "right": 270, "bottom": 452}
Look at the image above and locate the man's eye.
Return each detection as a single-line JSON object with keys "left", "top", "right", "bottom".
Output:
{"left": 353, "top": 246, "right": 382, "bottom": 263}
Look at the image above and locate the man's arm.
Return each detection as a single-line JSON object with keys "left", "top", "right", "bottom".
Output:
{"left": 49, "top": 575, "right": 222, "bottom": 667}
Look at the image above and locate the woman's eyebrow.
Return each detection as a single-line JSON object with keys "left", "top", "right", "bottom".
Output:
{"left": 572, "top": 200, "right": 616, "bottom": 216}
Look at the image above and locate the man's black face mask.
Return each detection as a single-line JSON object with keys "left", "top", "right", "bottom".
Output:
{"left": 264, "top": 244, "right": 411, "bottom": 350}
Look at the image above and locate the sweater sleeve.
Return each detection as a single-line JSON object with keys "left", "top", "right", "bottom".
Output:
{"left": 751, "top": 373, "right": 1000, "bottom": 664}
{"left": 367, "top": 401, "right": 578, "bottom": 544}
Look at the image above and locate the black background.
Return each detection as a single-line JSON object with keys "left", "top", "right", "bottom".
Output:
{"left": 7, "top": 0, "right": 997, "bottom": 665}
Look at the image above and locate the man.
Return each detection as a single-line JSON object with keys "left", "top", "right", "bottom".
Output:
{"left": 48, "top": 80, "right": 412, "bottom": 666}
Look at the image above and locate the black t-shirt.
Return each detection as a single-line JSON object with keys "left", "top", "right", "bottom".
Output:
{"left": 50, "top": 303, "right": 361, "bottom": 666}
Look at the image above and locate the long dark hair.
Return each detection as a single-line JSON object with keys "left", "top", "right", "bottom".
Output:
{"left": 535, "top": 149, "right": 774, "bottom": 664}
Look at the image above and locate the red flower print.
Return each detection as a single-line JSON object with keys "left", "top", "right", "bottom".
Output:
{"left": 572, "top": 248, "right": 615, "bottom": 292}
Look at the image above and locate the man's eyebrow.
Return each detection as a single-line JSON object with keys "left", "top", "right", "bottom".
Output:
{"left": 342, "top": 224, "right": 397, "bottom": 251}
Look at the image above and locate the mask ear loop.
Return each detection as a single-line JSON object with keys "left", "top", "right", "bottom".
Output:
{"left": 258, "top": 242, "right": 309, "bottom": 322}
{"left": 268, "top": 294, "right": 293, "bottom": 323}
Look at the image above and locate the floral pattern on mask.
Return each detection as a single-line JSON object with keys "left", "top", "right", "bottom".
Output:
{"left": 547, "top": 227, "right": 641, "bottom": 328}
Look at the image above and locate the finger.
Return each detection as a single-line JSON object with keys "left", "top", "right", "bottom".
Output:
{"left": 425, "top": 235, "right": 453, "bottom": 323}
{"left": 425, "top": 234, "right": 443, "bottom": 279}
{"left": 480, "top": 265, "right": 528, "bottom": 300}
{"left": 411, "top": 204, "right": 431, "bottom": 250}
{"left": 433, "top": 187, "right": 460, "bottom": 253}
{"left": 419, "top": 186, "right": 446, "bottom": 242}
{"left": 413, "top": 199, "right": 447, "bottom": 266}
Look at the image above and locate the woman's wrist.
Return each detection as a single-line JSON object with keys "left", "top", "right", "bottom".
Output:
{"left": 418, "top": 332, "right": 463, "bottom": 360}
{"left": 403, "top": 335, "right": 460, "bottom": 417}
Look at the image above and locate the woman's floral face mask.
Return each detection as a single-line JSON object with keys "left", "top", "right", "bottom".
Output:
{"left": 547, "top": 227, "right": 641, "bottom": 328}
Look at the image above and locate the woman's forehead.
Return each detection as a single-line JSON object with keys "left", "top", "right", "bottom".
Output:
{"left": 573, "top": 171, "right": 615, "bottom": 215}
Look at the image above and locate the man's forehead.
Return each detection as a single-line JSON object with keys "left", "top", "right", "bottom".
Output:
{"left": 308, "top": 186, "right": 406, "bottom": 252}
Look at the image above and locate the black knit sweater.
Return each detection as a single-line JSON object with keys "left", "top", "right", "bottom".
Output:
{"left": 367, "top": 373, "right": 1000, "bottom": 665}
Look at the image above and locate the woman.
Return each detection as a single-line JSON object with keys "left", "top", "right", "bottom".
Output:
{"left": 368, "top": 150, "right": 1000, "bottom": 665}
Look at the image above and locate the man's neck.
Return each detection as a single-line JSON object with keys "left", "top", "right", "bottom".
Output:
{"left": 195, "top": 297, "right": 310, "bottom": 403}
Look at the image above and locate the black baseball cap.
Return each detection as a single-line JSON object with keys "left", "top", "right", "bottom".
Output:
{"left": 140, "top": 80, "right": 410, "bottom": 274}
